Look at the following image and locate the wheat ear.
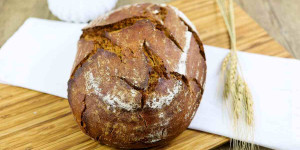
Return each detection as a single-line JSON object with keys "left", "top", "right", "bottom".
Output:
{"left": 222, "top": 53, "right": 231, "bottom": 73}
{"left": 244, "top": 82, "right": 253, "bottom": 126}
{"left": 233, "top": 75, "right": 243, "bottom": 120}
{"left": 229, "top": 53, "right": 237, "bottom": 90}
{"left": 222, "top": 53, "right": 231, "bottom": 99}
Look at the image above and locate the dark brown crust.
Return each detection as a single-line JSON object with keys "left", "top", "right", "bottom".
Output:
{"left": 68, "top": 3, "right": 206, "bottom": 149}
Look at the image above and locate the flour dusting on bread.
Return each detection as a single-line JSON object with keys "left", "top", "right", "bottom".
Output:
{"left": 146, "top": 80, "right": 183, "bottom": 109}
{"left": 85, "top": 71, "right": 139, "bottom": 111}
{"left": 85, "top": 71, "right": 102, "bottom": 96}
{"left": 176, "top": 31, "right": 192, "bottom": 75}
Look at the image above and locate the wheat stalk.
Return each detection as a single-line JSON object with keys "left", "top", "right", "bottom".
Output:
{"left": 217, "top": 0, "right": 255, "bottom": 149}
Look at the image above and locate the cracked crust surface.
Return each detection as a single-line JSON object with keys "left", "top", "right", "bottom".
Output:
{"left": 68, "top": 3, "right": 206, "bottom": 149}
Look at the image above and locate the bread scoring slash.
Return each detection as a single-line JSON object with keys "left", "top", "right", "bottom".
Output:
{"left": 68, "top": 3, "right": 206, "bottom": 149}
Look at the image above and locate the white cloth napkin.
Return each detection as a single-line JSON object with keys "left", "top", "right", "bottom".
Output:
{"left": 0, "top": 18, "right": 299, "bottom": 149}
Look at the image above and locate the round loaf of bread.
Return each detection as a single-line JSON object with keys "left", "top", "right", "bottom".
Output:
{"left": 68, "top": 3, "right": 206, "bottom": 149}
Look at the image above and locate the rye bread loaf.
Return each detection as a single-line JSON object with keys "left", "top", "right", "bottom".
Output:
{"left": 68, "top": 3, "right": 206, "bottom": 149}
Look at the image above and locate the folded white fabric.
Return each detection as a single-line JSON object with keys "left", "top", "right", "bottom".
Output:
{"left": 0, "top": 18, "right": 299, "bottom": 149}
{"left": 0, "top": 18, "right": 86, "bottom": 98}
